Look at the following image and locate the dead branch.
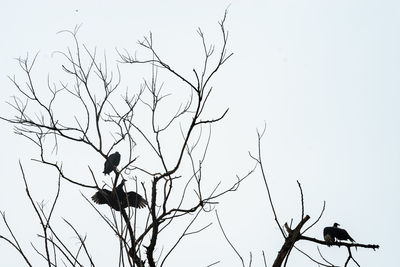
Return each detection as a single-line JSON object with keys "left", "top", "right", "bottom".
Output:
{"left": 216, "top": 210, "right": 245, "bottom": 267}
{"left": 249, "top": 124, "right": 285, "bottom": 237}
{"left": 299, "top": 236, "right": 379, "bottom": 250}
{"left": 273, "top": 215, "right": 310, "bottom": 267}
{"left": 0, "top": 212, "right": 33, "bottom": 267}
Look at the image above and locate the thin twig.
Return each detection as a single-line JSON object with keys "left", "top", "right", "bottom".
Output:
{"left": 215, "top": 210, "right": 245, "bottom": 267}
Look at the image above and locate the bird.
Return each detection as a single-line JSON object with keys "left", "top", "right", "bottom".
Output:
{"left": 91, "top": 179, "right": 147, "bottom": 211}
{"left": 323, "top": 227, "right": 335, "bottom": 246}
{"left": 332, "top": 223, "right": 355, "bottom": 242}
{"left": 323, "top": 223, "right": 355, "bottom": 246}
{"left": 103, "top": 151, "right": 121, "bottom": 175}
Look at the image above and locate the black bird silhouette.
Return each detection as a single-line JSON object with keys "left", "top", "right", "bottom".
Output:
{"left": 103, "top": 152, "right": 121, "bottom": 175}
{"left": 323, "top": 223, "right": 355, "bottom": 246}
{"left": 91, "top": 179, "right": 147, "bottom": 211}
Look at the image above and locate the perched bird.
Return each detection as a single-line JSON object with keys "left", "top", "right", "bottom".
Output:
{"left": 323, "top": 226, "right": 335, "bottom": 246}
{"left": 91, "top": 179, "right": 147, "bottom": 211}
{"left": 323, "top": 223, "right": 355, "bottom": 246}
{"left": 103, "top": 151, "right": 121, "bottom": 175}
{"left": 332, "top": 223, "right": 355, "bottom": 242}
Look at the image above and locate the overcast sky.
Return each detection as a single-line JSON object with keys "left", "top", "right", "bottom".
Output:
{"left": 1, "top": 1, "right": 398, "bottom": 266}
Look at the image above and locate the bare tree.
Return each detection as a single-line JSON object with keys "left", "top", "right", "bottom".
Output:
{"left": 216, "top": 125, "right": 380, "bottom": 267}
{"left": 1, "top": 11, "right": 255, "bottom": 267}
{"left": 1, "top": 11, "right": 380, "bottom": 267}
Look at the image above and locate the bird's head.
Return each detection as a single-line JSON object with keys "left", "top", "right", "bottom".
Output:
{"left": 333, "top": 223, "right": 340, "bottom": 227}
{"left": 116, "top": 178, "right": 127, "bottom": 187}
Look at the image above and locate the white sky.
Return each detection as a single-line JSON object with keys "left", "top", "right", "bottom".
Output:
{"left": 1, "top": 1, "right": 399, "bottom": 266}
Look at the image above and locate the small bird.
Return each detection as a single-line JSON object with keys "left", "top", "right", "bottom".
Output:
{"left": 323, "top": 223, "right": 355, "bottom": 246}
{"left": 91, "top": 179, "right": 147, "bottom": 211}
{"left": 103, "top": 152, "right": 121, "bottom": 175}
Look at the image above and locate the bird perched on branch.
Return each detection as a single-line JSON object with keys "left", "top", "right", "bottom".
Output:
{"left": 323, "top": 223, "right": 355, "bottom": 246}
{"left": 103, "top": 151, "right": 121, "bottom": 175}
{"left": 91, "top": 179, "right": 147, "bottom": 211}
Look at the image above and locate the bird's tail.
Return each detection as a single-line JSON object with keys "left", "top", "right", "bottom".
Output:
{"left": 137, "top": 197, "right": 148, "bottom": 208}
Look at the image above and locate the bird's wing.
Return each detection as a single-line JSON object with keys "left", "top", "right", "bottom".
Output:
{"left": 92, "top": 189, "right": 111, "bottom": 205}
{"left": 110, "top": 153, "right": 121, "bottom": 166}
{"left": 127, "top": 192, "right": 147, "bottom": 208}
{"left": 336, "top": 228, "right": 355, "bottom": 242}
{"left": 103, "top": 159, "right": 112, "bottom": 174}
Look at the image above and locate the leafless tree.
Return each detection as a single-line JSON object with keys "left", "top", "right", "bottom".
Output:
{"left": 216, "top": 125, "right": 380, "bottom": 267}
{"left": 1, "top": 11, "right": 255, "bottom": 267}
{"left": 1, "top": 10, "right": 380, "bottom": 267}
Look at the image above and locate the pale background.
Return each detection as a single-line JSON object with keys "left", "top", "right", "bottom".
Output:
{"left": 1, "top": 1, "right": 398, "bottom": 266}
